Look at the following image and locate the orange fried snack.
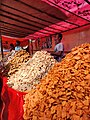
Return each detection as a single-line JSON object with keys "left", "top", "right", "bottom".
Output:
{"left": 23, "top": 43, "right": 90, "bottom": 120}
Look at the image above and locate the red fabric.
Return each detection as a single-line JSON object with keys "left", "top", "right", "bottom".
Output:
{"left": 1, "top": 77, "right": 26, "bottom": 120}
{"left": 0, "top": 75, "right": 3, "bottom": 120}
{"left": 2, "top": 36, "right": 29, "bottom": 49}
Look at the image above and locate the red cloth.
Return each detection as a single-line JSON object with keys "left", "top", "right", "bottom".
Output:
{"left": 1, "top": 77, "right": 26, "bottom": 120}
{"left": 2, "top": 36, "right": 29, "bottom": 49}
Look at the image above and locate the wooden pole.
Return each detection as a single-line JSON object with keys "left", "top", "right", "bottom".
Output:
{"left": 0, "top": 0, "right": 3, "bottom": 58}
{"left": 0, "top": 35, "right": 4, "bottom": 58}
{"left": 31, "top": 40, "right": 33, "bottom": 55}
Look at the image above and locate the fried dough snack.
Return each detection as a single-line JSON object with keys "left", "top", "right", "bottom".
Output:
{"left": 8, "top": 50, "right": 30, "bottom": 76}
{"left": 23, "top": 43, "right": 90, "bottom": 120}
{"left": 7, "top": 51, "right": 56, "bottom": 91}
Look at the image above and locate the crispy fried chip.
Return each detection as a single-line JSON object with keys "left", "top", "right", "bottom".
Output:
{"left": 23, "top": 43, "right": 90, "bottom": 120}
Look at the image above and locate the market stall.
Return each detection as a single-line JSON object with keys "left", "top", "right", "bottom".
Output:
{"left": 0, "top": 0, "right": 90, "bottom": 120}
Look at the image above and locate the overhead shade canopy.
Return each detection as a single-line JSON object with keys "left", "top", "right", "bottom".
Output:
{"left": 27, "top": 0, "right": 90, "bottom": 39}
{"left": 0, "top": 0, "right": 90, "bottom": 39}
{"left": 0, "top": 0, "right": 67, "bottom": 38}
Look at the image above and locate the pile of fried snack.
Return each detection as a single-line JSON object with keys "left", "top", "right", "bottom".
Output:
{"left": 8, "top": 50, "right": 31, "bottom": 76}
{"left": 7, "top": 51, "right": 56, "bottom": 91}
{"left": 23, "top": 43, "right": 90, "bottom": 120}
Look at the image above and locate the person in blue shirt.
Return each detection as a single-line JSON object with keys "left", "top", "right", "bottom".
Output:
{"left": 54, "top": 33, "right": 64, "bottom": 61}
{"left": 49, "top": 33, "right": 64, "bottom": 62}
{"left": 15, "top": 40, "right": 22, "bottom": 51}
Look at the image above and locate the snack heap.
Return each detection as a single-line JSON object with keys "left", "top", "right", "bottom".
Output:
{"left": 2, "top": 50, "right": 15, "bottom": 65}
{"left": 23, "top": 43, "right": 90, "bottom": 120}
{"left": 0, "top": 50, "right": 16, "bottom": 76}
{"left": 7, "top": 51, "right": 56, "bottom": 91}
{"left": 8, "top": 50, "right": 30, "bottom": 76}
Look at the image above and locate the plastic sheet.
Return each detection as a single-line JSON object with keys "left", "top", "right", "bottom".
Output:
{"left": 1, "top": 77, "right": 26, "bottom": 120}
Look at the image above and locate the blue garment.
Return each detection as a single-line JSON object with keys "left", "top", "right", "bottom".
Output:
{"left": 54, "top": 43, "right": 64, "bottom": 62}
{"left": 15, "top": 46, "right": 22, "bottom": 51}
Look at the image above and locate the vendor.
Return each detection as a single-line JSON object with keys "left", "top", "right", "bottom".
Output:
{"left": 15, "top": 40, "right": 22, "bottom": 51}
{"left": 10, "top": 43, "right": 15, "bottom": 52}
{"left": 51, "top": 33, "right": 64, "bottom": 62}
